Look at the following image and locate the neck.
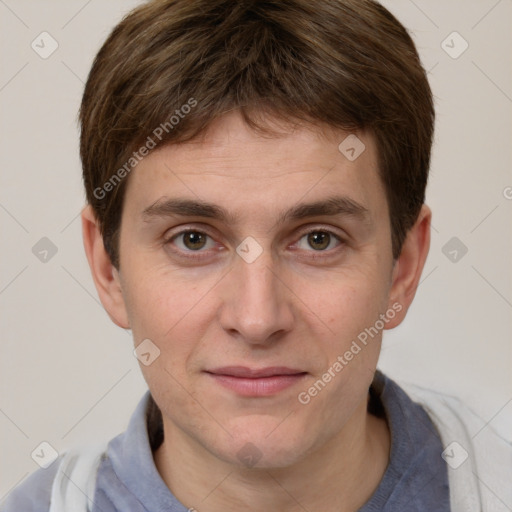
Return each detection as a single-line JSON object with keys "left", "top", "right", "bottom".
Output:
{"left": 153, "top": 396, "right": 390, "bottom": 512}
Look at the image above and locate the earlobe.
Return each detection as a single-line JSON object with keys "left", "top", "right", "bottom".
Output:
{"left": 385, "top": 204, "right": 431, "bottom": 329}
{"left": 81, "top": 205, "right": 130, "bottom": 329}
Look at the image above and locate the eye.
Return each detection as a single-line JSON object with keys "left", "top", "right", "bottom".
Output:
{"left": 168, "top": 230, "right": 216, "bottom": 252}
{"left": 295, "top": 230, "right": 341, "bottom": 252}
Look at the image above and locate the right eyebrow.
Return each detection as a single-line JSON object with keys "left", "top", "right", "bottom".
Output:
{"left": 142, "top": 197, "right": 239, "bottom": 224}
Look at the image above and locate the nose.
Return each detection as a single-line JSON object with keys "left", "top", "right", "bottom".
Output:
{"left": 217, "top": 248, "right": 295, "bottom": 346}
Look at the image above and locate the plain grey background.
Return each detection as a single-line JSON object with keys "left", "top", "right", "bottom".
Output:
{"left": 1, "top": 0, "right": 511, "bottom": 500}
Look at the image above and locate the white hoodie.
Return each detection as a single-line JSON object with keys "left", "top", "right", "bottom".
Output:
{"left": 400, "top": 382, "right": 512, "bottom": 511}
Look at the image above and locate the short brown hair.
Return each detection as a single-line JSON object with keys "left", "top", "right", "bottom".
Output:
{"left": 80, "top": 0, "right": 434, "bottom": 268}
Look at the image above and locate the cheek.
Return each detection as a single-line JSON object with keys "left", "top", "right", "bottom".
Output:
{"left": 123, "top": 263, "right": 208, "bottom": 337}
{"left": 122, "top": 264, "right": 224, "bottom": 378}
{"left": 300, "top": 277, "right": 386, "bottom": 406}
{"left": 306, "top": 265, "right": 390, "bottom": 339}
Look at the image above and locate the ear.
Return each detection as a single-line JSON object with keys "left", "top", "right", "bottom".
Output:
{"left": 81, "top": 205, "right": 130, "bottom": 329}
{"left": 385, "top": 204, "right": 431, "bottom": 329}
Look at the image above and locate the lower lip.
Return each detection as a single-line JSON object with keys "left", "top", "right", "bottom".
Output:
{"left": 207, "top": 373, "right": 307, "bottom": 397}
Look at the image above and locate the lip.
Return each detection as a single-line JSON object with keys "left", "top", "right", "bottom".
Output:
{"left": 205, "top": 366, "right": 307, "bottom": 397}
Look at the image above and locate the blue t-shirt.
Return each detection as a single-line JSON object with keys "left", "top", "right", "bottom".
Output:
{"left": 1, "top": 370, "right": 450, "bottom": 511}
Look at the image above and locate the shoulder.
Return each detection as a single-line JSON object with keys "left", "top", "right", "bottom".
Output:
{"left": 398, "top": 379, "right": 512, "bottom": 459}
{"left": 398, "top": 380, "right": 507, "bottom": 444}
{"left": 398, "top": 379, "right": 512, "bottom": 511}
{"left": 0, "top": 458, "right": 61, "bottom": 512}
{"left": 1, "top": 440, "right": 110, "bottom": 512}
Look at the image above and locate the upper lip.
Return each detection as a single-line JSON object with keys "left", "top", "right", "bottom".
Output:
{"left": 206, "top": 366, "right": 306, "bottom": 378}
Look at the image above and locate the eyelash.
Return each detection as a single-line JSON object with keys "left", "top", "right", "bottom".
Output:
{"left": 163, "top": 226, "right": 346, "bottom": 261}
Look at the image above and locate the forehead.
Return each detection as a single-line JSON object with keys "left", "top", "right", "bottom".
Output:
{"left": 123, "top": 112, "right": 387, "bottom": 223}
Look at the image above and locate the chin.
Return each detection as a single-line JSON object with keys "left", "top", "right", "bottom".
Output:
{"left": 211, "top": 416, "right": 313, "bottom": 470}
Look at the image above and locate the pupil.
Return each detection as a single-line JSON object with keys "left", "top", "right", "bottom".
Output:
{"left": 185, "top": 232, "right": 205, "bottom": 250}
{"left": 308, "top": 232, "right": 329, "bottom": 250}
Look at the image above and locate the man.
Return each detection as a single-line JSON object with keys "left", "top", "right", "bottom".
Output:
{"left": 2, "top": 0, "right": 510, "bottom": 511}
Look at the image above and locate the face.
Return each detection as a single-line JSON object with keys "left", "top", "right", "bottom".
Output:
{"left": 113, "top": 112, "right": 400, "bottom": 468}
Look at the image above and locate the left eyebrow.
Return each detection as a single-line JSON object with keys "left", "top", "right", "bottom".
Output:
{"left": 279, "top": 195, "right": 370, "bottom": 224}
{"left": 141, "top": 195, "right": 370, "bottom": 226}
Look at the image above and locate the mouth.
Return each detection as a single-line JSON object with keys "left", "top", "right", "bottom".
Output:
{"left": 204, "top": 366, "right": 308, "bottom": 397}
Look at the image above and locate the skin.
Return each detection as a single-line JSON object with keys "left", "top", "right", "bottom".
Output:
{"left": 82, "top": 112, "right": 431, "bottom": 512}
